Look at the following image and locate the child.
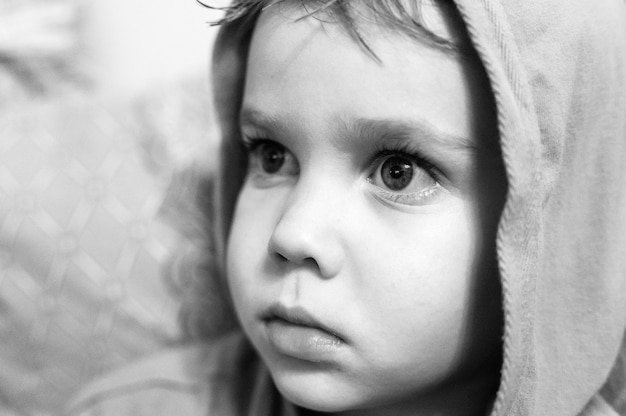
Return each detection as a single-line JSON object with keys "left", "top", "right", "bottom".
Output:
{"left": 66, "top": 1, "right": 626, "bottom": 415}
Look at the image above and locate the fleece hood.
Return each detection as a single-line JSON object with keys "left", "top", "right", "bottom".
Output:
{"left": 450, "top": 1, "right": 626, "bottom": 415}
{"left": 210, "top": 1, "right": 626, "bottom": 416}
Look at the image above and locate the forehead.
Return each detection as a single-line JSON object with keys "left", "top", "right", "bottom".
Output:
{"left": 242, "top": 2, "right": 496, "bottom": 150}
{"left": 258, "top": 0, "right": 470, "bottom": 52}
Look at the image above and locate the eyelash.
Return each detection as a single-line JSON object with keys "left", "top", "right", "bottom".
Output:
{"left": 243, "top": 138, "right": 437, "bottom": 170}
{"left": 241, "top": 136, "right": 268, "bottom": 152}
{"left": 241, "top": 136, "right": 444, "bottom": 204}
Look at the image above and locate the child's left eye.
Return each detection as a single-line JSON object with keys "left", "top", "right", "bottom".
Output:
{"left": 367, "top": 153, "right": 443, "bottom": 206}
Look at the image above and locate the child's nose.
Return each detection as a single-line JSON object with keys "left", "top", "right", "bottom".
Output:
{"left": 267, "top": 182, "right": 345, "bottom": 279}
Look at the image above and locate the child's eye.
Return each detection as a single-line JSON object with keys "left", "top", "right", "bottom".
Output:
{"left": 245, "top": 139, "right": 299, "bottom": 178}
{"left": 259, "top": 141, "right": 286, "bottom": 173}
{"left": 367, "top": 153, "right": 443, "bottom": 206}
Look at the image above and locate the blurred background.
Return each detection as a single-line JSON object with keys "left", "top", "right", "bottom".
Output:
{"left": 0, "top": 0, "right": 222, "bottom": 414}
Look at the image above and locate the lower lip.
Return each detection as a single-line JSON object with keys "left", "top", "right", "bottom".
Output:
{"left": 265, "top": 319, "right": 344, "bottom": 362}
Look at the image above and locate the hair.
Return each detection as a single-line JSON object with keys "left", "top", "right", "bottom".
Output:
{"left": 175, "top": 0, "right": 476, "bottom": 341}
{"left": 198, "top": 0, "right": 473, "bottom": 58}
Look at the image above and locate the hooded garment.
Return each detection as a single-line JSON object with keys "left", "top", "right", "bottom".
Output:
{"left": 66, "top": 1, "right": 626, "bottom": 416}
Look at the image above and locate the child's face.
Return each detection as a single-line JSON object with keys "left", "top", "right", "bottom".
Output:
{"left": 227, "top": 4, "right": 505, "bottom": 414}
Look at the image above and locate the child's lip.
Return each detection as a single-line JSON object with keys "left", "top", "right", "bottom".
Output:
{"left": 261, "top": 303, "right": 346, "bottom": 343}
{"left": 260, "top": 303, "right": 347, "bottom": 362}
{"left": 264, "top": 319, "right": 344, "bottom": 362}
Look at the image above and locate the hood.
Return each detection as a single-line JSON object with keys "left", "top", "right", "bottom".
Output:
{"left": 209, "top": 1, "right": 626, "bottom": 415}
{"left": 451, "top": 1, "right": 626, "bottom": 415}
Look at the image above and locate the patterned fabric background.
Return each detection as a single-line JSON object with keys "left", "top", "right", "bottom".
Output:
{"left": 0, "top": 0, "right": 219, "bottom": 414}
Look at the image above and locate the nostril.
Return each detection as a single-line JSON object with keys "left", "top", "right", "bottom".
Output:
{"left": 273, "top": 251, "right": 289, "bottom": 263}
{"left": 269, "top": 242, "right": 312, "bottom": 266}
{"left": 268, "top": 235, "right": 322, "bottom": 270}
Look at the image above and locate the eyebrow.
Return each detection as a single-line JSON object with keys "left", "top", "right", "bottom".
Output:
{"left": 239, "top": 107, "right": 477, "bottom": 153}
{"left": 240, "top": 108, "right": 283, "bottom": 133}
{"left": 341, "top": 117, "right": 477, "bottom": 153}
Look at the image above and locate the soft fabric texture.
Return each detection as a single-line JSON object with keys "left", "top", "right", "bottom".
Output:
{"left": 451, "top": 1, "right": 626, "bottom": 415}
{"left": 0, "top": 82, "right": 219, "bottom": 415}
{"left": 65, "top": 332, "right": 297, "bottom": 416}
{"left": 66, "top": 1, "right": 626, "bottom": 415}
{"left": 1, "top": 1, "right": 218, "bottom": 414}
{"left": 0, "top": 95, "right": 181, "bottom": 415}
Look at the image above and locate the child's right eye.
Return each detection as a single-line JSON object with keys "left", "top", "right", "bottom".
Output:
{"left": 258, "top": 141, "right": 285, "bottom": 173}
{"left": 245, "top": 139, "right": 299, "bottom": 177}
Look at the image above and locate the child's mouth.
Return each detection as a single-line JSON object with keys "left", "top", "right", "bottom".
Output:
{"left": 261, "top": 304, "right": 346, "bottom": 362}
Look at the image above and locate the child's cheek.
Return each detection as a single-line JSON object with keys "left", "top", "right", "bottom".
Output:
{"left": 226, "top": 184, "right": 286, "bottom": 306}
{"left": 350, "top": 199, "right": 485, "bottom": 341}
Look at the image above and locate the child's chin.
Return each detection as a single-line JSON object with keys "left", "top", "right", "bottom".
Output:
{"left": 271, "top": 369, "right": 364, "bottom": 413}
{"left": 276, "top": 384, "right": 354, "bottom": 413}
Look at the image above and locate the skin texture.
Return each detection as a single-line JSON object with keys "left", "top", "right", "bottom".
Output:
{"left": 226, "top": 4, "right": 506, "bottom": 416}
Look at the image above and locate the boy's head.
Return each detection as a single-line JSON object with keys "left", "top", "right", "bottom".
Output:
{"left": 216, "top": 0, "right": 507, "bottom": 414}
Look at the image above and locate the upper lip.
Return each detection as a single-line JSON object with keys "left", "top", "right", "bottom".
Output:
{"left": 262, "top": 303, "right": 345, "bottom": 341}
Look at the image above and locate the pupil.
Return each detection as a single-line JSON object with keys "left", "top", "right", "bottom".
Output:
{"left": 381, "top": 156, "right": 413, "bottom": 191}
{"left": 261, "top": 143, "right": 285, "bottom": 173}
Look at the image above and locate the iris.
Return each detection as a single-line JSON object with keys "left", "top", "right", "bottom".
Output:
{"left": 260, "top": 142, "right": 286, "bottom": 173}
{"left": 381, "top": 156, "right": 414, "bottom": 190}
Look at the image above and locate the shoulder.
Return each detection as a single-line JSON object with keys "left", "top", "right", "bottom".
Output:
{"left": 64, "top": 332, "right": 251, "bottom": 416}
